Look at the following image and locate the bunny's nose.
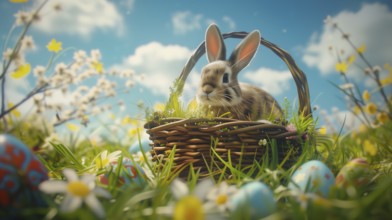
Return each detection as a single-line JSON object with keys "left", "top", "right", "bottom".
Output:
{"left": 202, "top": 84, "right": 214, "bottom": 95}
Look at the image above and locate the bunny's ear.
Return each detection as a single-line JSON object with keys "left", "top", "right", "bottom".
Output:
{"left": 205, "top": 24, "right": 226, "bottom": 62}
{"left": 229, "top": 30, "right": 261, "bottom": 74}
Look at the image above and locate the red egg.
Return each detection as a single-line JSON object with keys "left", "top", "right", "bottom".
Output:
{"left": 0, "top": 134, "right": 48, "bottom": 208}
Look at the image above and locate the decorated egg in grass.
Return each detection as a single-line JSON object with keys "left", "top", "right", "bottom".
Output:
{"left": 288, "top": 160, "right": 335, "bottom": 197}
{"left": 99, "top": 158, "right": 146, "bottom": 188}
{"left": 0, "top": 134, "right": 48, "bottom": 208}
{"left": 336, "top": 158, "right": 373, "bottom": 190}
{"left": 230, "top": 181, "right": 276, "bottom": 219}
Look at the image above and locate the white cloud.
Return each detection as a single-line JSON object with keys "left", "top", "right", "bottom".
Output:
{"left": 33, "top": 0, "right": 125, "bottom": 37}
{"left": 302, "top": 3, "right": 392, "bottom": 75}
{"left": 172, "top": 11, "right": 203, "bottom": 34}
{"left": 243, "top": 67, "right": 292, "bottom": 96}
{"left": 318, "top": 107, "right": 362, "bottom": 134}
{"left": 113, "top": 42, "right": 193, "bottom": 96}
{"left": 222, "top": 16, "right": 236, "bottom": 30}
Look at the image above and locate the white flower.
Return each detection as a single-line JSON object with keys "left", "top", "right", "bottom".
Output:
{"left": 21, "top": 35, "right": 36, "bottom": 51}
{"left": 73, "top": 50, "right": 87, "bottom": 62}
{"left": 339, "top": 83, "right": 354, "bottom": 90}
{"left": 33, "top": 65, "right": 46, "bottom": 77}
{"left": 131, "top": 151, "right": 152, "bottom": 165}
{"left": 90, "top": 49, "right": 101, "bottom": 61}
{"left": 39, "top": 169, "right": 111, "bottom": 219}
{"left": 94, "top": 150, "right": 122, "bottom": 170}
{"left": 14, "top": 11, "right": 31, "bottom": 26}
{"left": 205, "top": 181, "right": 238, "bottom": 213}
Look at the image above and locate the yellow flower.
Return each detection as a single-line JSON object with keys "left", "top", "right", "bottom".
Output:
{"left": 9, "top": 0, "right": 29, "bottom": 3}
{"left": 357, "top": 43, "right": 366, "bottom": 54}
{"left": 365, "top": 103, "right": 377, "bottom": 115}
{"left": 377, "top": 112, "right": 389, "bottom": 124}
{"left": 154, "top": 102, "right": 165, "bottom": 112}
{"left": 362, "top": 90, "right": 371, "bottom": 102}
{"left": 11, "top": 63, "right": 31, "bottom": 79}
{"left": 363, "top": 140, "right": 377, "bottom": 156}
{"left": 174, "top": 195, "right": 204, "bottom": 220}
{"left": 7, "top": 102, "right": 21, "bottom": 118}
{"left": 347, "top": 55, "right": 356, "bottom": 65}
{"left": 318, "top": 126, "right": 327, "bottom": 135}
{"left": 47, "top": 39, "right": 62, "bottom": 53}
{"left": 352, "top": 106, "right": 361, "bottom": 115}
{"left": 66, "top": 123, "right": 80, "bottom": 132}
{"left": 380, "top": 77, "right": 392, "bottom": 87}
{"left": 358, "top": 124, "right": 367, "bottom": 133}
{"left": 92, "top": 61, "right": 103, "bottom": 74}
{"left": 128, "top": 128, "right": 138, "bottom": 137}
{"left": 335, "top": 62, "right": 348, "bottom": 73}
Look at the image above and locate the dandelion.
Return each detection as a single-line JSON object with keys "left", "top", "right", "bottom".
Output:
{"left": 47, "top": 39, "right": 62, "bottom": 53}
{"left": 204, "top": 181, "right": 238, "bottom": 213}
{"left": 362, "top": 90, "right": 371, "bottom": 102}
{"left": 94, "top": 150, "right": 122, "bottom": 170}
{"left": 170, "top": 178, "right": 213, "bottom": 220}
{"left": 335, "top": 61, "right": 348, "bottom": 74}
{"left": 377, "top": 112, "right": 389, "bottom": 124}
{"left": 363, "top": 140, "right": 377, "bottom": 156}
{"left": 39, "top": 169, "right": 111, "bottom": 219}
{"left": 318, "top": 126, "right": 327, "bottom": 135}
{"left": 365, "top": 103, "right": 377, "bottom": 115}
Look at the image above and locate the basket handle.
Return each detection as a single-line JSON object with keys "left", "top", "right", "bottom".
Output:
{"left": 174, "top": 31, "right": 312, "bottom": 117}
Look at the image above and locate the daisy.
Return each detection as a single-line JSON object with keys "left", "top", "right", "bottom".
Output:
{"left": 205, "top": 181, "right": 238, "bottom": 213}
{"left": 94, "top": 150, "right": 122, "bottom": 170}
{"left": 39, "top": 169, "right": 111, "bottom": 219}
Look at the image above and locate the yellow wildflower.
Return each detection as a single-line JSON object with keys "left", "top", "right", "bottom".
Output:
{"left": 66, "top": 123, "right": 80, "bottom": 132}
{"left": 335, "top": 62, "right": 348, "bottom": 73}
{"left": 174, "top": 195, "right": 204, "bottom": 220}
{"left": 363, "top": 140, "right": 377, "bottom": 156}
{"left": 362, "top": 90, "right": 371, "bottom": 102}
{"left": 9, "top": 0, "right": 29, "bottom": 3}
{"left": 352, "top": 105, "right": 361, "bottom": 115}
{"left": 47, "top": 39, "right": 62, "bottom": 53}
{"left": 128, "top": 128, "right": 138, "bottom": 137}
{"left": 318, "top": 126, "right": 327, "bottom": 135}
{"left": 92, "top": 61, "right": 103, "bottom": 74}
{"left": 380, "top": 77, "right": 392, "bottom": 87}
{"left": 365, "top": 103, "right": 377, "bottom": 115}
{"left": 377, "top": 112, "right": 389, "bottom": 124}
{"left": 154, "top": 102, "right": 165, "bottom": 112}
{"left": 357, "top": 43, "right": 366, "bottom": 54}
{"left": 11, "top": 63, "right": 31, "bottom": 79}
{"left": 7, "top": 102, "right": 21, "bottom": 118}
{"left": 358, "top": 124, "right": 367, "bottom": 133}
{"left": 347, "top": 55, "right": 356, "bottom": 65}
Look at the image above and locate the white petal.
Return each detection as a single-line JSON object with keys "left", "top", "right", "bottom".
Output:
{"left": 39, "top": 180, "right": 67, "bottom": 194}
{"left": 60, "top": 194, "right": 82, "bottom": 213}
{"left": 101, "top": 150, "right": 108, "bottom": 159}
{"left": 85, "top": 194, "right": 105, "bottom": 219}
{"left": 81, "top": 174, "right": 96, "bottom": 185}
{"left": 108, "top": 150, "right": 122, "bottom": 159}
{"left": 94, "top": 187, "right": 112, "bottom": 199}
{"left": 170, "top": 179, "right": 189, "bottom": 199}
{"left": 63, "top": 169, "right": 79, "bottom": 182}
{"left": 194, "top": 178, "right": 214, "bottom": 200}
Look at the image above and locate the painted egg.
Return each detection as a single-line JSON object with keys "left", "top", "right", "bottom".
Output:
{"left": 230, "top": 181, "right": 276, "bottom": 219}
{"left": 336, "top": 158, "right": 372, "bottom": 190}
{"left": 0, "top": 134, "right": 48, "bottom": 207}
{"left": 128, "top": 141, "right": 150, "bottom": 154}
{"left": 99, "top": 157, "right": 146, "bottom": 188}
{"left": 288, "top": 160, "right": 335, "bottom": 197}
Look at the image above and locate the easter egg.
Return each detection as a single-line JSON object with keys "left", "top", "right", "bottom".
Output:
{"left": 128, "top": 141, "right": 151, "bottom": 154}
{"left": 99, "top": 157, "right": 146, "bottom": 188}
{"left": 0, "top": 134, "right": 48, "bottom": 208}
{"left": 230, "top": 181, "right": 276, "bottom": 219}
{"left": 288, "top": 160, "right": 335, "bottom": 197}
{"left": 336, "top": 158, "right": 372, "bottom": 190}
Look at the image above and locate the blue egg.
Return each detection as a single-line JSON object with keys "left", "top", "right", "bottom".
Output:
{"left": 99, "top": 158, "right": 146, "bottom": 188}
{"left": 230, "top": 181, "right": 276, "bottom": 219}
{"left": 288, "top": 160, "right": 335, "bottom": 197}
{"left": 128, "top": 141, "right": 150, "bottom": 154}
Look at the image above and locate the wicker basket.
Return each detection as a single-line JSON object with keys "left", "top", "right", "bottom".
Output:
{"left": 144, "top": 31, "right": 312, "bottom": 178}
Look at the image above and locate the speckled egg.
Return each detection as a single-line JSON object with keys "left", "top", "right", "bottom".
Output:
{"left": 0, "top": 134, "right": 48, "bottom": 208}
{"left": 230, "top": 181, "right": 276, "bottom": 219}
{"left": 336, "top": 158, "right": 372, "bottom": 190}
{"left": 288, "top": 160, "right": 335, "bottom": 197}
{"left": 99, "top": 157, "right": 146, "bottom": 188}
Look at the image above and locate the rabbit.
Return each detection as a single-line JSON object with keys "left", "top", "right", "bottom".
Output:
{"left": 195, "top": 24, "right": 283, "bottom": 121}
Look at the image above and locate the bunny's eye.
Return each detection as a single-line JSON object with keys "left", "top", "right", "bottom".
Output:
{"left": 222, "top": 73, "right": 229, "bottom": 83}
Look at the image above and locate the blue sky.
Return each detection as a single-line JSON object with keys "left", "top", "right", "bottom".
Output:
{"left": 1, "top": 0, "right": 392, "bottom": 140}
